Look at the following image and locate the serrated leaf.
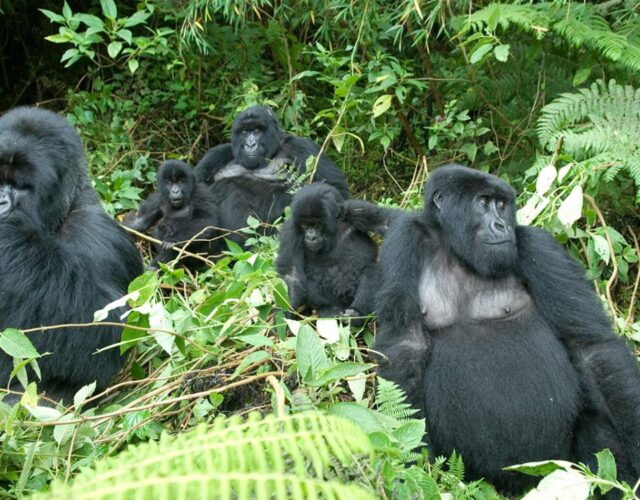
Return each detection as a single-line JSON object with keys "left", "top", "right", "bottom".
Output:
{"left": 494, "top": 44, "right": 510, "bottom": 62}
{"left": 470, "top": 43, "right": 493, "bottom": 64}
{"left": 39, "top": 9, "right": 65, "bottom": 23}
{"left": 62, "top": 1, "right": 72, "bottom": 19}
{"left": 372, "top": 94, "right": 393, "bottom": 118}
{"left": 521, "top": 468, "right": 590, "bottom": 500}
{"left": 596, "top": 449, "right": 617, "bottom": 483}
{"left": 128, "top": 58, "right": 139, "bottom": 74}
{"left": 307, "top": 362, "right": 373, "bottom": 386}
{"left": 100, "top": 0, "right": 117, "bottom": 19}
{"left": 0, "top": 329, "right": 39, "bottom": 359}
{"left": 573, "top": 67, "right": 591, "bottom": 87}
{"left": 316, "top": 318, "right": 340, "bottom": 343}
{"left": 557, "top": 185, "right": 583, "bottom": 227}
{"left": 458, "top": 143, "right": 477, "bottom": 162}
{"left": 73, "top": 382, "right": 96, "bottom": 407}
{"left": 591, "top": 234, "right": 610, "bottom": 264}
{"left": 25, "top": 405, "right": 62, "bottom": 422}
{"left": 296, "top": 325, "right": 329, "bottom": 379}
{"left": 536, "top": 165, "right": 557, "bottom": 196}
{"left": 53, "top": 414, "right": 77, "bottom": 445}
{"left": 107, "top": 41, "right": 123, "bottom": 58}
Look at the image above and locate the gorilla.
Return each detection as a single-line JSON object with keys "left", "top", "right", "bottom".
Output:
{"left": 0, "top": 107, "right": 143, "bottom": 405}
{"left": 195, "top": 105, "right": 349, "bottom": 245}
{"left": 374, "top": 165, "right": 640, "bottom": 493}
{"left": 149, "top": 160, "right": 222, "bottom": 268}
{"left": 276, "top": 184, "right": 378, "bottom": 324}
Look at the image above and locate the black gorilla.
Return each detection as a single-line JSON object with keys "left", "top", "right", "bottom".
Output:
{"left": 149, "top": 160, "right": 222, "bottom": 268}
{"left": 375, "top": 165, "right": 640, "bottom": 493}
{"left": 194, "top": 105, "right": 349, "bottom": 245}
{"left": 0, "top": 107, "right": 142, "bottom": 404}
{"left": 276, "top": 184, "right": 378, "bottom": 323}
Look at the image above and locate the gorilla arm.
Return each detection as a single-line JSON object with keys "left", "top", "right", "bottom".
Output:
{"left": 516, "top": 226, "right": 640, "bottom": 472}
{"left": 122, "top": 191, "right": 163, "bottom": 232}
{"left": 281, "top": 136, "right": 349, "bottom": 199}
{"left": 342, "top": 199, "right": 403, "bottom": 236}
{"left": 194, "top": 144, "right": 235, "bottom": 184}
{"left": 275, "top": 218, "right": 308, "bottom": 311}
{"left": 374, "top": 214, "right": 431, "bottom": 414}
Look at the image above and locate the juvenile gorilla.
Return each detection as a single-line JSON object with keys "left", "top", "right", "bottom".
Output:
{"left": 276, "top": 184, "right": 378, "bottom": 323}
{"left": 375, "top": 165, "right": 640, "bottom": 493}
{"left": 149, "top": 160, "right": 222, "bottom": 268}
{"left": 0, "top": 107, "right": 143, "bottom": 404}
{"left": 195, "top": 105, "right": 349, "bottom": 245}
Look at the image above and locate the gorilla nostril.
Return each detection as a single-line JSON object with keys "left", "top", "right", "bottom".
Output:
{"left": 491, "top": 220, "right": 507, "bottom": 234}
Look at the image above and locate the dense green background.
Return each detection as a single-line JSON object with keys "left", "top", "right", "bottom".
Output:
{"left": 0, "top": 1, "right": 639, "bottom": 498}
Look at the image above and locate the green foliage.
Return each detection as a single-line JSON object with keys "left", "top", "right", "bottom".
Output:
{"left": 37, "top": 412, "right": 375, "bottom": 499}
{"left": 537, "top": 79, "right": 640, "bottom": 200}
{"left": 1, "top": 0, "right": 640, "bottom": 497}
{"left": 507, "top": 449, "right": 638, "bottom": 499}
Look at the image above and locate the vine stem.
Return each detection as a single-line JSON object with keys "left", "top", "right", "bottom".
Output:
{"left": 584, "top": 194, "right": 619, "bottom": 320}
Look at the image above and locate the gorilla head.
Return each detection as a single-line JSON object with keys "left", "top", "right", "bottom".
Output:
{"left": 424, "top": 165, "right": 517, "bottom": 278}
{"left": 157, "top": 160, "right": 195, "bottom": 210}
{"left": 291, "top": 183, "right": 344, "bottom": 253}
{"left": 231, "top": 105, "right": 286, "bottom": 170}
{"left": 0, "top": 107, "right": 91, "bottom": 230}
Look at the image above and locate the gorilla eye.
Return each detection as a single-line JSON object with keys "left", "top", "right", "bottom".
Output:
{"left": 497, "top": 200, "right": 506, "bottom": 210}
{"left": 478, "top": 196, "right": 489, "bottom": 207}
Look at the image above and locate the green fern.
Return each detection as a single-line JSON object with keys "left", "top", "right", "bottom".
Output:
{"left": 536, "top": 79, "right": 640, "bottom": 199}
{"left": 459, "top": 2, "right": 640, "bottom": 73}
{"left": 37, "top": 413, "right": 374, "bottom": 500}
{"left": 376, "top": 377, "right": 419, "bottom": 422}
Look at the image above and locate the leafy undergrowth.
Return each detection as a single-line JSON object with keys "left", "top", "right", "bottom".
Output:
{"left": 0, "top": 227, "right": 637, "bottom": 499}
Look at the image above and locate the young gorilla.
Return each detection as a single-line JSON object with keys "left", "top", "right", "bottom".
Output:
{"left": 276, "top": 184, "right": 378, "bottom": 324}
{"left": 0, "top": 107, "right": 143, "bottom": 404}
{"left": 375, "top": 165, "right": 640, "bottom": 494}
{"left": 149, "top": 160, "right": 222, "bottom": 269}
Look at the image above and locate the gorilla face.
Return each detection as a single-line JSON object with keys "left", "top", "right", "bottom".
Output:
{"left": 157, "top": 161, "right": 195, "bottom": 210}
{"left": 0, "top": 108, "right": 89, "bottom": 232}
{"left": 231, "top": 105, "right": 285, "bottom": 170}
{"left": 292, "top": 184, "right": 344, "bottom": 254}
{"left": 427, "top": 165, "right": 517, "bottom": 278}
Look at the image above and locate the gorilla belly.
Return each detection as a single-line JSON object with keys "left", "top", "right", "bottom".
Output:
{"left": 424, "top": 312, "right": 581, "bottom": 488}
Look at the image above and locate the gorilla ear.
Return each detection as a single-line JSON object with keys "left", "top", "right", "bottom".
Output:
{"left": 433, "top": 191, "right": 443, "bottom": 210}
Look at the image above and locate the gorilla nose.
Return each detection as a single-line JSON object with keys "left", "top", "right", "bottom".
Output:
{"left": 490, "top": 220, "right": 507, "bottom": 234}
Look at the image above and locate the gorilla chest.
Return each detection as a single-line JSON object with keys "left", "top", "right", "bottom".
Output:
{"left": 418, "top": 255, "right": 532, "bottom": 329}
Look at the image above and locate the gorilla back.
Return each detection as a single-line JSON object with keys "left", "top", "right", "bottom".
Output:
{"left": 0, "top": 107, "right": 143, "bottom": 404}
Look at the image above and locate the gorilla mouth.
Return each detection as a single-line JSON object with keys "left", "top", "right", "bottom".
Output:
{"left": 485, "top": 239, "right": 514, "bottom": 245}
{"left": 305, "top": 240, "right": 323, "bottom": 252}
{"left": 170, "top": 198, "right": 184, "bottom": 208}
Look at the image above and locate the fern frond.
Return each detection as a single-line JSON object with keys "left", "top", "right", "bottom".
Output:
{"left": 460, "top": 3, "right": 550, "bottom": 37}
{"left": 459, "top": 2, "right": 640, "bottom": 73}
{"left": 376, "top": 377, "right": 419, "bottom": 421}
{"left": 536, "top": 79, "right": 640, "bottom": 200}
{"left": 39, "top": 413, "right": 374, "bottom": 500}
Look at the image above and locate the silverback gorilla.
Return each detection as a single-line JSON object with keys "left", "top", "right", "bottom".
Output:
{"left": 276, "top": 184, "right": 378, "bottom": 324}
{"left": 375, "top": 165, "right": 640, "bottom": 493}
{"left": 194, "top": 105, "right": 349, "bottom": 245}
{"left": 0, "top": 107, "right": 142, "bottom": 404}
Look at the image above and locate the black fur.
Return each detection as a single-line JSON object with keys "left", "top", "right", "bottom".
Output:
{"left": 150, "top": 160, "right": 222, "bottom": 268}
{"left": 276, "top": 184, "right": 377, "bottom": 324}
{"left": 194, "top": 105, "right": 349, "bottom": 245}
{"left": 0, "top": 107, "right": 142, "bottom": 404}
{"left": 375, "top": 164, "right": 640, "bottom": 494}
